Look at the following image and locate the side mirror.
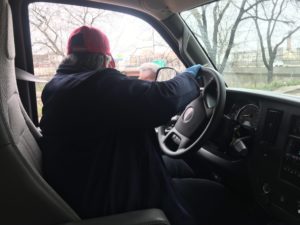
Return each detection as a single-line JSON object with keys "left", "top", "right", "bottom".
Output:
{"left": 156, "top": 67, "right": 177, "bottom": 81}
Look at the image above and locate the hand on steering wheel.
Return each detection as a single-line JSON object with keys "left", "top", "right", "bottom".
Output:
{"left": 184, "top": 64, "right": 203, "bottom": 79}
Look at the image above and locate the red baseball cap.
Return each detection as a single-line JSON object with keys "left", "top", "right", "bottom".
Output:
{"left": 67, "top": 26, "right": 115, "bottom": 68}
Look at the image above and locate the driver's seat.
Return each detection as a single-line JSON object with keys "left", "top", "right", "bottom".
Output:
{"left": 0, "top": 0, "right": 169, "bottom": 224}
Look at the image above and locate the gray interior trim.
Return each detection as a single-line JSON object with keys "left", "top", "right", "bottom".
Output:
{"left": 89, "top": 0, "right": 216, "bottom": 19}
{"left": 162, "top": 13, "right": 213, "bottom": 67}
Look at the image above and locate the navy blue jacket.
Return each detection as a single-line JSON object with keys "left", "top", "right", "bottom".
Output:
{"left": 40, "top": 66, "right": 200, "bottom": 225}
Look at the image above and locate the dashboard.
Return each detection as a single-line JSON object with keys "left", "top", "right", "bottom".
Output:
{"left": 198, "top": 88, "right": 300, "bottom": 225}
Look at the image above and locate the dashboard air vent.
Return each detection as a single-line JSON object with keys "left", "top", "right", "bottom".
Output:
{"left": 262, "top": 109, "right": 283, "bottom": 144}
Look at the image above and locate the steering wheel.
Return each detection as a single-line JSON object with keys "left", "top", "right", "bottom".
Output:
{"left": 157, "top": 67, "right": 226, "bottom": 157}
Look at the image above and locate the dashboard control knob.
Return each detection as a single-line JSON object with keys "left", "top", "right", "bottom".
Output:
{"left": 280, "top": 195, "right": 285, "bottom": 203}
{"left": 232, "top": 137, "right": 249, "bottom": 157}
{"left": 262, "top": 183, "right": 271, "bottom": 194}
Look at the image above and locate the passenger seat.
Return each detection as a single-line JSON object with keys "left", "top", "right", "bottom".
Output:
{"left": 0, "top": 0, "right": 169, "bottom": 224}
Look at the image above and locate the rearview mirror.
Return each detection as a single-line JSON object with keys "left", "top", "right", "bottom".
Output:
{"left": 156, "top": 67, "right": 177, "bottom": 81}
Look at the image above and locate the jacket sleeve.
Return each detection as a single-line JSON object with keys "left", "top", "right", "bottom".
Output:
{"left": 95, "top": 70, "right": 200, "bottom": 128}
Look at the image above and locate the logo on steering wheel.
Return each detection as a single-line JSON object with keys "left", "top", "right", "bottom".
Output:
{"left": 183, "top": 107, "right": 194, "bottom": 123}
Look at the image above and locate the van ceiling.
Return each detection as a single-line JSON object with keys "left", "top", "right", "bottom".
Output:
{"left": 88, "top": 0, "right": 214, "bottom": 19}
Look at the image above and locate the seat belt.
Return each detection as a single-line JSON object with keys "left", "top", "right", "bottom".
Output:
{"left": 16, "top": 67, "right": 48, "bottom": 83}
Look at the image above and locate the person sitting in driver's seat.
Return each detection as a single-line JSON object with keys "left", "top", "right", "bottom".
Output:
{"left": 40, "top": 26, "right": 236, "bottom": 225}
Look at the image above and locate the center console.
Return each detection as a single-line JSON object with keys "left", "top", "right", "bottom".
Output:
{"left": 281, "top": 137, "right": 300, "bottom": 189}
{"left": 251, "top": 110, "right": 300, "bottom": 225}
{"left": 222, "top": 89, "right": 300, "bottom": 224}
{"left": 281, "top": 116, "right": 300, "bottom": 188}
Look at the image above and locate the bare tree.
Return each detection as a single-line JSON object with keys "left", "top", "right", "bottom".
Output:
{"left": 62, "top": 6, "right": 109, "bottom": 27}
{"left": 125, "top": 24, "right": 178, "bottom": 66}
{"left": 186, "top": 0, "right": 265, "bottom": 73}
{"left": 250, "top": 0, "right": 300, "bottom": 82}
{"left": 30, "top": 3, "right": 65, "bottom": 57}
{"left": 29, "top": 3, "right": 110, "bottom": 57}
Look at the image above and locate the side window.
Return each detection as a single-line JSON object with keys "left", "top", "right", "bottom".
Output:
{"left": 28, "top": 2, "right": 185, "bottom": 119}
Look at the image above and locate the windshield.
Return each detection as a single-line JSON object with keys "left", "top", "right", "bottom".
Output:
{"left": 181, "top": 0, "right": 300, "bottom": 96}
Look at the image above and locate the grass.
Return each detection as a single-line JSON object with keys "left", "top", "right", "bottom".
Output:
{"left": 236, "top": 79, "right": 300, "bottom": 91}
{"left": 229, "top": 79, "right": 300, "bottom": 91}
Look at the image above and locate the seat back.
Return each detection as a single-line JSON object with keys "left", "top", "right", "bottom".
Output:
{"left": 0, "top": 0, "right": 80, "bottom": 224}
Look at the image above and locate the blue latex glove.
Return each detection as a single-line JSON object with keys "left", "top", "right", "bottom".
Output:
{"left": 184, "top": 64, "right": 202, "bottom": 79}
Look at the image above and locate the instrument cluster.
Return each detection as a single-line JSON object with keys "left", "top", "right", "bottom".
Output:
{"left": 227, "top": 102, "right": 260, "bottom": 129}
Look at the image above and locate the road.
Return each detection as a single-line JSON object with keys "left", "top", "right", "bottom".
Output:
{"left": 285, "top": 88, "right": 300, "bottom": 96}
{"left": 276, "top": 85, "right": 300, "bottom": 96}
